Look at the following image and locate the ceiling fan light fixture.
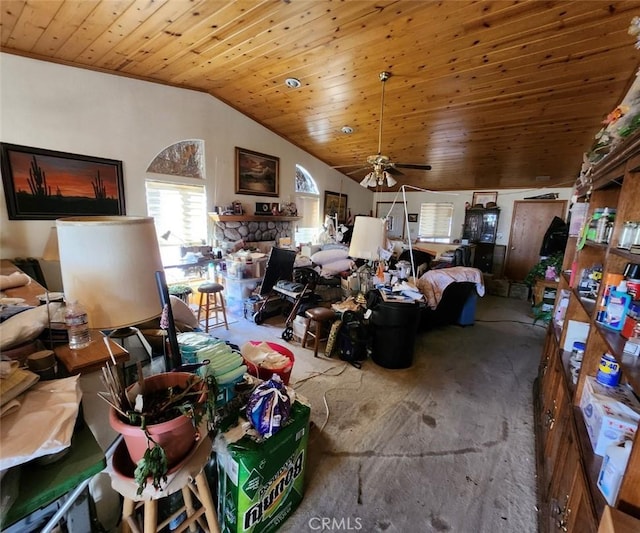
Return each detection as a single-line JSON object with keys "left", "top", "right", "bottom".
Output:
{"left": 384, "top": 172, "right": 397, "bottom": 187}
{"left": 285, "top": 77, "right": 301, "bottom": 89}
{"left": 352, "top": 70, "right": 431, "bottom": 187}
{"left": 360, "top": 172, "right": 376, "bottom": 188}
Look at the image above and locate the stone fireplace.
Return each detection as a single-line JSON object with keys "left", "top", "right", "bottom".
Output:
{"left": 210, "top": 214, "right": 299, "bottom": 248}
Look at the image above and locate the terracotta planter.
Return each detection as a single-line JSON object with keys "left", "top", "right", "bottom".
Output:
{"left": 109, "top": 372, "right": 206, "bottom": 467}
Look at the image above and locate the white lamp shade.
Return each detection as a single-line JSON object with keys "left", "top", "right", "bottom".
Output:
{"left": 56, "top": 216, "right": 164, "bottom": 330}
{"left": 384, "top": 172, "right": 397, "bottom": 187}
{"left": 360, "top": 173, "right": 374, "bottom": 188}
{"left": 42, "top": 227, "right": 60, "bottom": 261}
{"left": 348, "top": 216, "right": 387, "bottom": 260}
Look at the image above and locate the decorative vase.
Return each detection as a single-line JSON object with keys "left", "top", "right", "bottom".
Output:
{"left": 108, "top": 372, "right": 206, "bottom": 467}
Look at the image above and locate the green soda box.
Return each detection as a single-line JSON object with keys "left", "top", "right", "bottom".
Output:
{"left": 216, "top": 400, "right": 310, "bottom": 533}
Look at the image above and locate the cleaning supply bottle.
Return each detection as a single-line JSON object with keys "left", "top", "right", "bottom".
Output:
{"left": 597, "top": 439, "right": 633, "bottom": 505}
{"left": 602, "top": 280, "right": 631, "bottom": 331}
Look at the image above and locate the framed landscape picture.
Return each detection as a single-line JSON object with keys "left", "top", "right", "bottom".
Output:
{"left": 323, "top": 190, "right": 348, "bottom": 223}
{"left": 235, "top": 147, "right": 279, "bottom": 197}
{"left": 0, "top": 143, "right": 125, "bottom": 220}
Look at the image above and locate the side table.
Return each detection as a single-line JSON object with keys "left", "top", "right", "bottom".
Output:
{"left": 54, "top": 330, "right": 129, "bottom": 375}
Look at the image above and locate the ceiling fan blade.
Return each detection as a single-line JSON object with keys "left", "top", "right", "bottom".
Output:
{"left": 332, "top": 164, "right": 363, "bottom": 169}
{"left": 385, "top": 166, "right": 404, "bottom": 176}
{"left": 395, "top": 163, "right": 432, "bottom": 171}
{"left": 346, "top": 166, "right": 370, "bottom": 176}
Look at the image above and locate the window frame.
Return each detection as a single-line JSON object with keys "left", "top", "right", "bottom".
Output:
{"left": 145, "top": 179, "right": 208, "bottom": 265}
{"left": 417, "top": 202, "right": 454, "bottom": 243}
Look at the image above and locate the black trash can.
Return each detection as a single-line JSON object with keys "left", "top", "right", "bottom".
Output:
{"left": 369, "top": 300, "right": 421, "bottom": 369}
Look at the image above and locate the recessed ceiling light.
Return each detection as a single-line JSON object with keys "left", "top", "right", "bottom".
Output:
{"left": 285, "top": 77, "right": 301, "bottom": 89}
{"left": 341, "top": 126, "right": 354, "bottom": 134}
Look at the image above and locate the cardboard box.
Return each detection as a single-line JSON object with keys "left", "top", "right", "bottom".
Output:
{"left": 216, "top": 401, "right": 311, "bottom": 532}
{"left": 580, "top": 376, "right": 640, "bottom": 456}
{"left": 509, "top": 282, "right": 529, "bottom": 301}
{"left": 340, "top": 275, "right": 359, "bottom": 295}
{"left": 485, "top": 277, "right": 509, "bottom": 297}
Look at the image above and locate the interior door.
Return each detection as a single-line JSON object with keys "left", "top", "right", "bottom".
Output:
{"left": 504, "top": 200, "right": 567, "bottom": 281}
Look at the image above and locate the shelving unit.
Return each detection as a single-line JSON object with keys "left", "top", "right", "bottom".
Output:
{"left": 534, "top": 131, "right": 640, "bottom": 532}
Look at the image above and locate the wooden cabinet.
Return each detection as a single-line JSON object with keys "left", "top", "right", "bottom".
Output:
{"left": 534, "top": 129, "right": 640, "bottom": 532}
{"left": 463, "top": 207, "right": 500, "bottom": 243}
{"left": 462, "top": 208, "right": 500, "bottom": 272}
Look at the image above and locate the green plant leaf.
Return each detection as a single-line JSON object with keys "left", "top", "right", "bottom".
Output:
{"left": 524, "top": 251, "right": 564, "bottom": 287}
{"left": 134, "top": 443, "right": 168, "bottom": 495}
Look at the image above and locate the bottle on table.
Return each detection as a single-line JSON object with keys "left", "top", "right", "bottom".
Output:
{"left": 64, "top": 300, "right": 92, "bottom": 349}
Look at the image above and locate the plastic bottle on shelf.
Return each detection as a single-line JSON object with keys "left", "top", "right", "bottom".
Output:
{"left": 601, "top": 280, "right": 631, "bottom": 332}
{"left": 595, "top": 207, "right": 610, "bottom": 243}
{"left": 597, "top": 439, "right": 633, "bottom": 505}
{"left": 64, "top": 300, "right": 92, "bottom": 349}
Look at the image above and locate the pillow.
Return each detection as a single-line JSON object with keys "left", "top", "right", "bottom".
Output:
{"left": 169, "top": 295, "right": 199, "bottom": 329}
{"left": 0, "top": 272, "right": 30, "bottom": 290}
{"left": 320, "top": 258, "right": 354, "bottom": 277}
{"left": 0, "top": 303, "right": 62, "bottom": 350}
{"left": 311, "top": 248, "right": 349, "bottom": 265}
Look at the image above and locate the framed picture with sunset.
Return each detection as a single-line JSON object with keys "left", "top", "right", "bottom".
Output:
{"left": 1, "top": 143, "right": 125, "bottom": 220}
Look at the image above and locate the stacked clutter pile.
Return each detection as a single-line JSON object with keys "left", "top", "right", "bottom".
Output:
{"left": 177, "top": 332, "right": 247, "bottom": 407}
{"left": 215, "top": 372, "right": 310, "bottom": 532}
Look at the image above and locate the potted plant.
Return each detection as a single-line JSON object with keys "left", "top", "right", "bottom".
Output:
{"left": 523, "top": 251, "right": 564, "bottom": 288}
{"left": 102, "top": 367, "right": 216, "bottom": 494}
{"left": 523, "top": 251, "right": 564, "bottom": 324}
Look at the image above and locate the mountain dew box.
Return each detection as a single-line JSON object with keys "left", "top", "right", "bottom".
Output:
{"left": 216, "top": 400, "right": 310, "bottom": 532}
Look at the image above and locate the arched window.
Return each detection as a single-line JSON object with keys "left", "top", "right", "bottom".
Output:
{"left": 145, "top": 140, "right": 207, "bottom": 267}
{"left": 295, "top": 165, "right": 319, "bottom": 194}
{"left": 294, "top": 165, "right": 320, "bottom": 244}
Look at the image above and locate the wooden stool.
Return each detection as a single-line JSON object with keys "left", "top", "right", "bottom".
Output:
{"left": 110, "top": 436, "right": 220, "bottom": 533}
{"left": 196, "top": 282, "right": 228, "bottom": 332}
{"left": 302, "top": 307, "right": 336, "bottom": 357}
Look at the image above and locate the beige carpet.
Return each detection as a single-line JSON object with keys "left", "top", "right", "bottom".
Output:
{"left": 212, "top": 294, "right": 543, "bottom": 532}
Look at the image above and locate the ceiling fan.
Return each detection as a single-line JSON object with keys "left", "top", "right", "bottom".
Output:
{"left": 337, "top": 71, "right": 432, "bottom": 188}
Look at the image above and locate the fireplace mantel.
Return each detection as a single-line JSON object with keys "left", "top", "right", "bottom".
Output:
{"left": 208, "top": 214, "right": 301, "bottom": 222}
{"left": 209, "top": 213, "right": 300, "bottom": 243}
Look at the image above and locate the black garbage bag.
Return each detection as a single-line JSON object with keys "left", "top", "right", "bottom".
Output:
{"left": 539, "top": 216, "right": 568, "bottom": 257}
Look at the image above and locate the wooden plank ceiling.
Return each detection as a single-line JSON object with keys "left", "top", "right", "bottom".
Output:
{"left": 2, "top": 0, "right": 640, "bottom": 192}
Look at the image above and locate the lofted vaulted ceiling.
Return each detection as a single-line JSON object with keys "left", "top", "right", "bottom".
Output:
{"left": 1, "top": 0, "right": 640, "bottom": 191}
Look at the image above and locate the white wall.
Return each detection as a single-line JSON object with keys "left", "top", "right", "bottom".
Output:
{"left": 0, "top": 53, "right": 574, "bottom": 261}
{"left": 0, "top": 53, "right": 372, "bottom": 258}
{"left": 373, "top": 187, "right": 572, "bottom": 246}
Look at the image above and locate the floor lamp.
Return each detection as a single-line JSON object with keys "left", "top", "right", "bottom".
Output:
{"left": 56, "top": 216, "right": 181, "bottom": 371}
{"left": 381, "top": 184, "right": 458, "bottom": 281}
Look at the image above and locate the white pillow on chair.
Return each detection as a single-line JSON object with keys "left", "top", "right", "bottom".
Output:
{"left": 311, "top": 247, "right": 349, "bottom": 265}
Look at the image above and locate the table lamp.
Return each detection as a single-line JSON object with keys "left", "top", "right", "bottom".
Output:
{"left": 348, "top": 216, "right": 387, "bottom": 296}
{"left": 40, "top": 226, "right": 64, "bottom": 293}
{"left": 56, "top": 216, "right": 180, "bottom": 370}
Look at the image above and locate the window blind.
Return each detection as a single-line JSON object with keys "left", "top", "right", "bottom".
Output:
{"left": 418, "top": 202, "right": 453, "bottom": 242}
{"left": 294, "top": 194, "right": 320, "bottom": 244}
{"left": 145, "top": 180, "right": 207, "bottom": 245}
